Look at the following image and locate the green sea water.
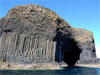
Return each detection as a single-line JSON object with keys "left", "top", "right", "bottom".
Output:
{"left": 0, "top": 66, "right": 100, "bottom": 75}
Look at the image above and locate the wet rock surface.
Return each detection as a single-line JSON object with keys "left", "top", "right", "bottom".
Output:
{"left": 0, "top": 4, "right": 98, "bottom": 66}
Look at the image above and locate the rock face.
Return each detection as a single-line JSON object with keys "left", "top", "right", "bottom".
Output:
{"left": 71, "top": 28, "right": 97, "bottom": 64}
{"left": 0, "top": 4, "right": 97, "bottom": 65}
{"left": 0, "top": 32, "right": 56, "bottom": 64}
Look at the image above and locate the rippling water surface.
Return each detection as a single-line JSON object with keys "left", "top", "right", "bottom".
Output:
{"left": 0, "top": 66, "right": 100, "bottom": 75}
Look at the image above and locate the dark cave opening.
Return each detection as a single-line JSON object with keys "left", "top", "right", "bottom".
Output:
{"left": 54, "top": 34, "right": 82, "bottom": 66}
{"left": 62, "top": 38, "right": 82, "bottom": 66}
{"left": 53, "top": 19, "right": 82, "bottom": 66}
{"left": 64, "top": 51, "right": 80, "bottom": 66}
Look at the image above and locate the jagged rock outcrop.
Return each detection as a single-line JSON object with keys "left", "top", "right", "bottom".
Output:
{"left": 0, "top": 4, "right": 97, "bottom": 65}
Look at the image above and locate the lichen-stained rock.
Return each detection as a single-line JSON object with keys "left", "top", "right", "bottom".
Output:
{"left": 71, "top": 28, "right": 96, "bottom": 62}
{"left": 0, "top": 4, "right": 97, "bottom": 65}
{"left": 0, "top": 4, "right": 71, "bottom": 40}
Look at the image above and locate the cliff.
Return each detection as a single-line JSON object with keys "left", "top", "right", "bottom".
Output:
{"left": 0, "top": 4, "right": 97, "bottom": 66}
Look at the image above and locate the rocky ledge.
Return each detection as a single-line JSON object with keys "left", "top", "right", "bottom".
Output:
{"left": 0, "top": 4, "right": 99, "bottom": 66}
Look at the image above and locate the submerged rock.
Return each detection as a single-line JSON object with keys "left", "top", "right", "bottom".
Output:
{"left": 0, "top": 4, "right": 97, "bottom": 66}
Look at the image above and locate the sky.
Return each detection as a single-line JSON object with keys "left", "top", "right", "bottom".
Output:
{"left": 0, "top": 0, "right": 100, "bottom": 58}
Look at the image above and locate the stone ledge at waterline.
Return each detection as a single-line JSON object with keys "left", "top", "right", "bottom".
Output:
{"left": 0, "top": 4, "right": 99, "bottom": 66}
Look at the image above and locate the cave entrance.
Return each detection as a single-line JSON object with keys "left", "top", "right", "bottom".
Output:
{"left": 64, "top": 51, "right": 80, "bottom": 66}
{"left": 61, "top": 38, "right": 82, "bottom": 66}
{"left": 53, "top": 27, "right": 82, "bottom": 66}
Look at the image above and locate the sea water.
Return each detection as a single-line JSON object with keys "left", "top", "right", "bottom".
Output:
{"left": 0, "top": 66, "right": 100, "bottom": 75}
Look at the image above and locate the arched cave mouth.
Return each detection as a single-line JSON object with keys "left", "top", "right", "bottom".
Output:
{"left": 54, "top": 37, "right": 82, "bottom": 66}
{"left": 53, "top": 18, "right": 82, "bottom": 66}
{"left": 63, "top": 38, "right": 82, "bottom": 66}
